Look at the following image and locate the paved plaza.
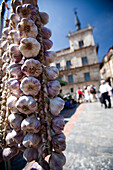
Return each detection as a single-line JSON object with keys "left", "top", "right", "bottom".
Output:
{"left": 63, "top": 101, "right": 113, "bottom": 170}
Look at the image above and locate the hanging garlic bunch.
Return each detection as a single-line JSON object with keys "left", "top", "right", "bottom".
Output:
{"left": 0, "top": 0, "right": 66, "bottom": 169}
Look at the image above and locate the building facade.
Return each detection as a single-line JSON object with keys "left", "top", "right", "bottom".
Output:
{"left": 50, "top": 13, "right": 100, "bottom": 96}
{"left": 100, "top": 46, "right": 113, "bottom": 87}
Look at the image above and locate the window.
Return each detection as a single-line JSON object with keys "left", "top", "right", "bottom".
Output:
{"left": 79, "top": 40, "right": 84, "bottom": 48}
{"left": 82, "top": 57, "right": 88, "bottom": 66}
{"left": 56, "top": 63, "right": 60, "bottom": 70}
{"left": 84, "top": 72, "right": 90, "bottom": 81}
{"left": 71, "top": 88, "right": 73, "bottom": 93}
{"left": 68, "top": 75, "right": 73, "bottom": 83}
{"left": 66, "top": 60, "right": 71, "bottom": 69}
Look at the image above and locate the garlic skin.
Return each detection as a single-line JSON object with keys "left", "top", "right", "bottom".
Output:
{"left": 21, "top": 58, "right": 42, "bottom": 77}
{"left": 16, "top": 4, "right": 38, "bottom": 22}
{"left": 8, "top": 78, "right": 20, "bottom": 91}
{"left": 20, "top": 76, "right": 41, "bottom": 96}
{"left": 41, "top": 27, "right": 52, "bottom": 39}
{"left": 8, "top": 30, "right": 20, "bottom": 44}
{"left": 5, "top": 132, "right": 15, "bottom": 146}
{"left": 8, "top": 78, "right": 22, "bottom": 97}
{"left": 18, "top": 144, "right": 26, "bottom": 152}
{"left": 9, "top": 44, "right": 22, "bottom": 63}
{"left": 47, "top": 80, "right": 61, "bottom": 98}
{"left": 16, "top": 96, "right": 37, "bottom": 114}
{"left": 2, "top": 51, "right": 10, "bottom": 63}
{"left": 1, "top": 40, "right": 8, "bottom": 51}
{"left": 43, "top": 39, "right": 53, "bottom": 51}
{"left": 11, "top": 0, "right": 21, "bottom": 13}
{"left": 8, "top": 113, "right": 23, "bottom": 131}
{"left": 17, "top": 18, "right": 38, "bottom": 39}
{"left": 2, "top": 27, "right": 10, "bottom": 39}
{"left": 12, "top": 129, "right": 25, "bottom": 144}
{"left": 21, "top": 115, "right": 41, "bottom": 133}
{"left": 23, "top": 148, "right": 38, "bottom": 162}
{"left": 2, "top": 147, "right": 19, "bottom": 161}
{"left": 19, "top": 37, "right": 40, "bottom": 58}
{"left": 22, "top": 133, "right": 41, "bottom": 148}
{"left": 22, "top": 0, "right": 37, "bottom": 6}
{"left": 2, "top": 63, "right": 8, "bottom": 74}
{"left": 52, "top": 115, "right": 65, "bottom": 134}
{"left": 7, "top": 96, "right": 18, "bottom": 114}
{"left": 10, "top": 13, "right": 20, "bottom": 29}
{"left": 52, "top": 133, "right": 66, "bottom": 153}
{"left": 49, "top": 151, "right": 66, "bottom": 170}
{"left": 44, "top": 51, "right": 57, "bottom": 66}
{"left": 45, "top": 66, "right": 59, "bottom": 80}
{"left": 8, "top": 63, "right": 23, "bottom": 79}
{"left": 39, "top": 12, "right": 49, "bottom": 26}
{"left": 30, "top": 162, "right": 44, "bottom": 170}
{"left": 50, "top": 97, "right": 65, "bottom": 115}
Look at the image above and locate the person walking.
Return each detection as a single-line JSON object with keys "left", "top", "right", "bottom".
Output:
{"left": 90, "top": 84, "right": 96, "bottom": 102}
{"left": 77, "top": 87, "right": 83, "bottom": 104}
{"left": 84, "top": 86, "right": 90, "bottom": 102}
{"left": 99, "top": 79, "right": 112, "bottom": 108}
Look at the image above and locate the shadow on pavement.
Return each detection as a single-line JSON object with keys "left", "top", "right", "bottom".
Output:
{"left": 59, "top": 103, "right": 79, "bottom": 123}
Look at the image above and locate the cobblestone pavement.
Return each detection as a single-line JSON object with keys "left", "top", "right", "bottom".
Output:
{"left": 63, "top": 101, "right": 113, "bottom": 170}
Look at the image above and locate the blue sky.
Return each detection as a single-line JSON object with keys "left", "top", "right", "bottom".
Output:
{"left": 0, "top": 0, "right": 113, "bottom": 62}
{"left": 38, "top": 0, "right": 113, "bottom": 62}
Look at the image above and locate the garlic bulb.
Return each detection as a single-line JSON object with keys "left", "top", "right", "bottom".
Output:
{"left": 2, "top": 51, "right": 10, "bottom": 63}
{"left": 52, "top": 133, "right": 66, "bottom": 153}
{"left": 22, "top": 132, "right": 41, "bottom": 148}
{"left": 52, "top": 115, "right": 65, "bottom": 134}
{"left": 16, "top": 4, "right": 38, "bottom": 22}
{"left": 12, "top": 129, "right": 25, "bottom": 144}
{"left": 19, "top": 37, "right": 40, "bottom": 58}
{"left": 41, "top": 27, "right": 52, "bottom": 39}
{"left": 10, "top": 13, "right": 20, "bottom": 29}
{"left": 45, "top": 66, "right": 59, "bottom": 80}
{"left": 1, "top": 40, "right": 8, "bottom": 51}
{"left": 16, "top": 96, "right": 37, "bottom": 114}
{"left": 8, "top": 113, "right": 23, "bottom": 131}
{"left": 21, "top": 115, "right": 41, "bottom": 133}
{"left": 21, "top": 58, "right": 42, "bottom": 77}
{"left": 23, "top": 148, "right": 38, "bottom": 162}
{"left": 8, "top": 78, "right": 22, "bottom": 97}
{"left": 49, "top": 151, "right": 66, "bottom": 170}
{"left": 44, "top": 51, "right": 57, "bottom": 66}
{"left": 39, "top": 12, "right": 49, "bottom": 26}
{"left": 17, "top": 18, "right": 38, "bottom": 39}
{"left": 5, "top": 132, "right": 15, "bottom": 146}
{"left": 9, "top": 44, "right": 22, "bottom": 63}
{"left": 47, "top": 80, "right": 61, "bottom": 97}
{"left": 2, "top": 27, "right": 10, "bottom": 38}
{"left": 11, "top": 0, "right": 21, "bottom": 13}
{"left": 20, "top": 76, "right": 41, "bottom": 96}
{"left": 8, "top": 63, "right": 23, "bottom": 79}
{"left": 8, "top": 30, "right": 20, "bottom": 44}
{"left": 43, "top": 39, "right": 53, "bottom": 51}
{"left": 2, "top": 147, "right": 19, "bottom": 161}
{"left": 50, "top": 97, "right": 65, "bottom": 115}
{"left": 7, "top": 95, "right": 18, "bottom": 113}
{"left": 8, "top": 78, "right": 20, "bottom": 91}
{"left": 2, "top": 63, "right": 8, "bottom": 74}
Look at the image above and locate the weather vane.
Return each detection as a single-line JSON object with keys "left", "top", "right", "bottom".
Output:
{"left": 74, "top": 8, "right": 77, "bottom": 15}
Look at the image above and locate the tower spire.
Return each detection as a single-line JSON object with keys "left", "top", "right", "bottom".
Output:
{"left": 74, "top": 9, "right": 81, "bottom": 31}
